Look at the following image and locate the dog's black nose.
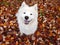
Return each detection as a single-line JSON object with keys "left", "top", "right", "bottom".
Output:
{"left": 25, "top": 16, "right": 29, "bottom": 20}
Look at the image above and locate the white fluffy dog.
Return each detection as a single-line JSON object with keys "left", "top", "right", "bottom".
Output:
{"left": 16, "top": 1, "right": 38, "bottom": 35}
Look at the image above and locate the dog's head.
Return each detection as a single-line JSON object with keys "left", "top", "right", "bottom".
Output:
{"left": 16, "top": 1, "right": 38, "bottom": 24}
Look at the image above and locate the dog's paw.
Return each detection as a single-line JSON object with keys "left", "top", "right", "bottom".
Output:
{"left": 20, "top": 32, "right": 23, "bottom": 36}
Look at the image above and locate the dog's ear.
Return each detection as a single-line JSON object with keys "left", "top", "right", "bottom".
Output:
{"left": 33, "top": 4, "right": 38, "bottom": 11}
{"left": 21, "top": 1, "right": 28, "bottom": 8}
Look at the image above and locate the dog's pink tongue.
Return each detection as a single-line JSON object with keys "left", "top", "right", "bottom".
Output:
{"left": 25, "top": 20, "right": 29, "bottom": 24}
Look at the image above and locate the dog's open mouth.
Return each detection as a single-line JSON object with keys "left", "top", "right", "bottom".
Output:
{"left": 24, "top": 20, "right": 31, "bottom": 24}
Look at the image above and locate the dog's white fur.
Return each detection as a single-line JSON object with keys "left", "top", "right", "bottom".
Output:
{"left": 16, "top": 1, "right": 38, "bottom": 35}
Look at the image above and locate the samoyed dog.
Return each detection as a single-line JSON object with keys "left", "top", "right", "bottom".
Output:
{"left": 16, "top": 1, "right": 38, "bottom": 35}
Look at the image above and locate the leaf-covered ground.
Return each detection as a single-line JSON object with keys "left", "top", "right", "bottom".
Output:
{"left": 0, "top": 0, "right": 60, "bottom": 45}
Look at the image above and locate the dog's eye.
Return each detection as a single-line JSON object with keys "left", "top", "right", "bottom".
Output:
{"left": 30, "top": 13, "right": 32, "bottom": 15}
{"left": 24, "top": 12, "right": 26, "bottom": 14}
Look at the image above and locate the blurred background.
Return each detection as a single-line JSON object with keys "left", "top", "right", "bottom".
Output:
{"left": 0, "top": 0, "right": 60, "bottom": 45}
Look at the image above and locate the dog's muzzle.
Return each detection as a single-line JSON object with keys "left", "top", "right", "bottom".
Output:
{"left": 24, "top": 20, "right": 32, "bottom": 24}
